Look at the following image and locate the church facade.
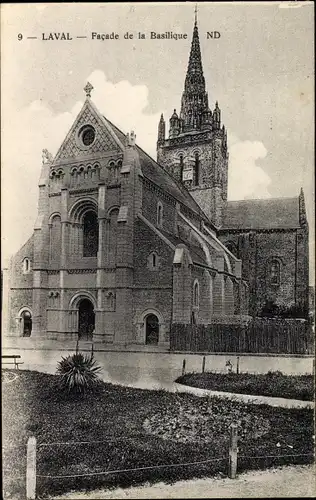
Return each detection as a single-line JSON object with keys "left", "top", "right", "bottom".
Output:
{"left": 5, "top": 16, "right": 309, "bottom": 345}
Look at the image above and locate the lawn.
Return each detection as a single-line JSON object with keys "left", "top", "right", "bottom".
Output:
{"left": 176, "top": 371, "right": 314, "bottom": 401}
{"left": 2, "top": 369, "right": 314, "bottom": 499}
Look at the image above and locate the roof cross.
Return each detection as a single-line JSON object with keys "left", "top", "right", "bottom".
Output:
{"left": 84, "top": 82, "right": 94, "bottom": 98}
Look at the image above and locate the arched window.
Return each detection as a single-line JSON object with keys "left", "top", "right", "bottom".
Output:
{"left": 157, "top": 202, "right": 163, "bottom": 228}
{"left": 83, "top": 211, "right": 98, "bottom": 257}
{"left": 193, "top": 280, "right": 199, "bottom": 308}
{"left": 270, "top": 259, "right": 280, "bottom": 285}
{"left": 148, "top": 251, "right": 159, "bottom": 270}
{"left": 70, "top": 168, "right": 78, "bottom": 186}
{"left": 19, "top": 309, "right": 32, "bottom": 337}
{"left": 179, "top": 154, "right": 184, "bottom": 181}
{"left": 23, "top": 258, "right": 31, "bottom": 274}
{"left": 107, "top": 208, "right": 119, "bottom": 266}
{"left": 50, "top": 214, "right": 61, "bottom": 263}
{"left": 194, "top": 152, "right": 200, "bottom": 186}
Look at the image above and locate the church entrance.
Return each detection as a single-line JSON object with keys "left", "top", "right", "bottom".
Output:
{"left": 145, "top": 314, "right": 159, "bottom": 345}
{"left": 78, "top": 299, "right": 95, "bottom": 340}
{"left": 21, "top": 311, "right": 32, "bottom": 337}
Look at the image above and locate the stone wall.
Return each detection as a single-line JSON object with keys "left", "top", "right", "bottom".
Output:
{"left": 9, "top": 288, "right": 33, "bottom": 332}
{"left": 142, "top": 182, "right": 176, "bottom": 235}
{"left": 256, "top": 230, "right": 297, "bottom": 313}
{"left": 296, "top": 227, "right": 309, "bottom": 314}
{"left": 133, "top": 219, "right": 173, "bottom": 287}
{"left": 219, "top": 228, "right": 308, "bottom": 317}
{"left": 8, "top": 236, "right": 34, "bottom": 332}
{"left": 157, "top": 135, "right": 228, "bottom": 227}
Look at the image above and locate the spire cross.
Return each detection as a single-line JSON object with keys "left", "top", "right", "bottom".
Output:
{"left": 84, "top": 82, "right": 94, "bottom": 98}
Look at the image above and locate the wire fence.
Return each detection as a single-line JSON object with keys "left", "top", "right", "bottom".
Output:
{"left": 36, "top": 457, "right": 229, "bottom": 479}
{"left": 3, "top": 434, "right": 314, "bottom": 499}
{"left": 35, "top": 452, "right": 314, "bottom": 480}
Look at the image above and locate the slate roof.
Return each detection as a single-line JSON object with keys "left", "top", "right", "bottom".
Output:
{"left": 104, "top": 117, "right": 212, "bottom": 223}
{"left": 160, "top": 229, "right": 208, "bottom": 267}
{"left": 223, "top": 198, "right": 300, "bottom": 230}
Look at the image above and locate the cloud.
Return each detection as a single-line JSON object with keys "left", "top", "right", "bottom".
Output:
{"left": 278, "top": 1, "right": 308, "bottom": 8}
{"left": 88, "top": 70, "right": 161, "bottom": 157}
{"left": 1, "top": 100, "right": 77, "bottom": 266}
{"left": 1, "top": 70, "right": 271, "bottom": 264}
{"left": 227, "top": 133, "right": 271, "bottom": 200}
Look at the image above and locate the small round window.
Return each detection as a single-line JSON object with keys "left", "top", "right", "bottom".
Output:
{"left": 79, "top": 125, "right": 96, "bottom": 147}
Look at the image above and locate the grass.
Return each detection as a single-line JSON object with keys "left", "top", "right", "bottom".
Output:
{"left": 2, "top": 369, "right": 314, "bottom": 499}
{"left": 176, "top": 371, "right": 314, "bottom": 401}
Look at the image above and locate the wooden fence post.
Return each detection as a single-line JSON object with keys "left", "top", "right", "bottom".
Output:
{"left": 228, "top": 424, "right": 238, "bottom": 479}
{"left": 236, "top": 356, "right": 240, "bottom": 375}
{"left": 182, "top": 359, "right": 186, "bottom": 376}
{"left": 202, "top": 356, "right": 206, "bottom": 373}
{"left": 26, "top": 436, "right": 37, "bottom": 500}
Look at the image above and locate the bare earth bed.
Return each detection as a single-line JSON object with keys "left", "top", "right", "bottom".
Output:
{"left": 176, "top": 371, "right": 314, "bottom": 401}
{"left": 2, "top": 369, "right": 314, "bottom": 499}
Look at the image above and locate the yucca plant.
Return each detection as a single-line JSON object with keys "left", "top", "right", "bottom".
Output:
{"left": 56, "top": 352, "right": 102, "bottom": 395}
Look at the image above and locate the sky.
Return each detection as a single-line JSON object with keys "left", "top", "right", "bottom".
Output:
{"left": 1, "top": 2, "right": 314, "bottom": 282}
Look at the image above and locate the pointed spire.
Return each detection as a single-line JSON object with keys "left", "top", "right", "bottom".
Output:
{"left": 171, "top": 109, "right": 178, "bottom": 119}
{"left": 157, "top": 113, "right": 166, "bottom": 147}
{"left": 185, "top": 10, "right": 205, "bottom": 93}
{"left": 179, "top": 9, "right": 209, "bottom": 133}
{"left": 213, "top": 101, "right": 221, "bottom": 128}
{"left": 169, "top": 109, "right": 180, "bottom": 138}
{"left": 299, "top": 187, "right": 308, "bottom": 227}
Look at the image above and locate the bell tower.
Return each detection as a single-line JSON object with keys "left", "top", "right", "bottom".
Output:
{"left": 157, "top": 9, "right": 228, "bottom": 227}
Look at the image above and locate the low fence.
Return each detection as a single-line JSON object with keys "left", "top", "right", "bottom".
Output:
{"left": 170, "top": 318, "right": 314, "bottom": 354}
{"left": 6, "top": 430, "right": 313, "bottom": 499}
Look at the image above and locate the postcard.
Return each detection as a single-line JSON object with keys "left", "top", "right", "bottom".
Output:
{"left": 1, "top": 2, "right": 314, "bottom": 499}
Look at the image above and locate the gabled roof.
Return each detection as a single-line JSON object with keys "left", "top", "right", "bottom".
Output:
{"left": 104, "top": 117, "right": 211, "bottom": 222}
{"left": 53, "top": 98, "right": 124, "bottom": 164}
{"left": 223, "top": 197, "right": 300, "bottom": 230}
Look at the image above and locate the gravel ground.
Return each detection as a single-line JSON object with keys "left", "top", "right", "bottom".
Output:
{"left": 52, "top": 465, "right": 315, "bottom": 499}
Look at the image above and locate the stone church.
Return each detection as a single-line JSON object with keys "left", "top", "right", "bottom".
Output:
{"left": 5, "top": 15, "right": 309, "bottom": 346}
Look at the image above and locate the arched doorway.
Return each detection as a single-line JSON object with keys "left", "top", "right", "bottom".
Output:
{"left": 21, "top": 310, "right": 32, "bottom": 337}
{"left": 78, "top": 299, "right": 95, "bottom": 340}
{"left": 145, "top": 314, "right": 159, "bottom": 345}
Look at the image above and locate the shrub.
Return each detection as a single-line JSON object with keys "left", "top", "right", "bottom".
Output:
{"left": 56, "top": 352, "right": 102, "bottom": 395}
{"left": 267, "top": 370, "right": 283, "bottom": 377}
{"left": 260, "top": 300, "right": 308, "bottom": 319}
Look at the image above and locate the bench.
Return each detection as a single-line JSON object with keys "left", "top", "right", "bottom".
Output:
{"left": 2, "top": 355, "right": 23, "bottom": 369}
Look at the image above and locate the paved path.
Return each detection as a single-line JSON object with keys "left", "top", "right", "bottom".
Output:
{"left": 2, "top": 337, "right": 314, "bottom": 409}
{"left": 52, "top": 465, "right": 315, "bottom": 499}
{"left": 172, "top": 382, "right": 314, "bottom": 409}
